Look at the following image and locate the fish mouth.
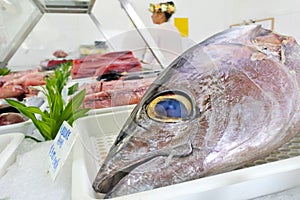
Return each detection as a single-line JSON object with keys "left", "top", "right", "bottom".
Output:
{"left": 94, "top": 155, "right": 160, "bottom": 194}
{"left": 95, "top": 170, "right": 128, "bottom": 194}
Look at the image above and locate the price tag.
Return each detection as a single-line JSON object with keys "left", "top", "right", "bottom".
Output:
{"left": 48, "top": 121, "right": 77, "bottom": 180}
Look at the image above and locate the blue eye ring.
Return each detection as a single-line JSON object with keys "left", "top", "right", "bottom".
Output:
{"left": 146, "top": 91, "right": 193, "bottom": 123}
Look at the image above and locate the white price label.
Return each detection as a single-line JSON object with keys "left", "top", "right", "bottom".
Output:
{"left": 48, "top": 121, "right": 77, "bottom": 180}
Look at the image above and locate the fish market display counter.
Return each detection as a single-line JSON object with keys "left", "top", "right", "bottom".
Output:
{"left": 2, "top": 109, "right": 300, "bottom": 200}
{"left": 2, "top": 1, "right": 300, "bottom": 200}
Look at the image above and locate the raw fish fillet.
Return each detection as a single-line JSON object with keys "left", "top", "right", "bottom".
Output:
{"left": 71, "top": 51, "right": 142, "bottom": 79}
{"left": 81, "top": 77, "right": 155, "bottom": 109}
{"left": 0, "top": 112, "right": 27, "bottom": 126}
{"left": 0, "top": 69, "right": 47, "bottom": 99}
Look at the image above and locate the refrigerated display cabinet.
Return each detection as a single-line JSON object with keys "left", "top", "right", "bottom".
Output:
{"left": 0, "top": 0, "right": 166, "bottom": 70}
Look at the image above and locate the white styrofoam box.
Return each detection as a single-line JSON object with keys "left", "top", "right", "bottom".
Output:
{"left": 87, "top": 104, "right": 136, "bottom": 115}
{"left": 0, "top": 133, "right": 24, "bottom": 178}
{"left": 0, "top": 120, "right": 34, "bottom": 135}
{"left": 72, "top": 110, "right": 300, "bottom": 200}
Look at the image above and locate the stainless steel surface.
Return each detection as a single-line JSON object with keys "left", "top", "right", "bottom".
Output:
{"left": 31, "top": 0, "right": 46, "bottom": 13}
{"left": 39, "top": 0, "right": 95, "bottom": 13}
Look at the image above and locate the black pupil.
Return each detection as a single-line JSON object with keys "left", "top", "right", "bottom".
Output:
{"left": 154, "top": 99, "right": 188, "bottom": 118}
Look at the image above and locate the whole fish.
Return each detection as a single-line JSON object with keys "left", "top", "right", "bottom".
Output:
{"left": 92, "top": 25, "right": 300, "bottom": 198}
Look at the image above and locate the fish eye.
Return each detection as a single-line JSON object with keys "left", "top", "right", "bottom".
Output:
{"left": 146, "top": 91, "right": 193, "bottom": 123}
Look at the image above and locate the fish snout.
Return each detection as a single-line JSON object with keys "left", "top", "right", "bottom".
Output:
{"left": 93, "top": 168, "right": 129, "bottom": 193}
{"left": 93, "top": 152, "right": 161, "bottom": 194}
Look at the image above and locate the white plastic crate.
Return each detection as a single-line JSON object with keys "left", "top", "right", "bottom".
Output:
{"left": 72, "top": 110, "right": 300, "bottom": 200}
{"left": 0, "top": 120, "right": 34, "bottom": 135}
{"left": 87, "top": 104, "right": 136, "bottom": 116}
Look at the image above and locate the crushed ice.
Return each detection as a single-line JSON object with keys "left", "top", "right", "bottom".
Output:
{"left": 0, "top": 139, "right": 71, "bottom": 200}
{"left": 1, "top": 138, "right": 300, "bottom": 200}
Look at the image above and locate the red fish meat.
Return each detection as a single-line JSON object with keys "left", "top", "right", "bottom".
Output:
{"left": 0, "top": 69, "right": 47, "bottom": 99}
{"left": 0, "top": 112, "right": 27, "bottom": 126}
{"left": 71, "top": 51, "right": 142, "bottom": 79}
{"left": 81, "top": 77, "right": 155, "bottom": 109}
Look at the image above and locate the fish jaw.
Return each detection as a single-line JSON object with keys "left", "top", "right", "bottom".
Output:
{"left": 105, "top": 153, "right": 205, "bottom": 198}
{"left": 92, "top": 112, "right": 200, "bottom": 194}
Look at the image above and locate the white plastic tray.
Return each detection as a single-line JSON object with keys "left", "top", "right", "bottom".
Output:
{"left": 0, "top": 120, "right": 33, "bottom": 135}
{"left": 87, "top": 104, "right": 136, "bottom": 115}
{"left": 72, "top": 110, "right": 300, "bottom": 200}
{"left": 0, "top": 132, "right": 24, "bottom": 177}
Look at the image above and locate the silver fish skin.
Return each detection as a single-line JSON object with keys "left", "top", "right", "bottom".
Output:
{"left": 93, "top": 25, "right": 300, "bottom": 198}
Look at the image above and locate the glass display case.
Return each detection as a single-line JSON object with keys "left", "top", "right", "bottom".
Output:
{"left": 91, "top": 0, "right": 168, "bottom": 69}
{"left": 0, "top": 0, "right": 42, "bottom": 68}
{"left": 0, "top": 0, "right": 168, "bottom": 70}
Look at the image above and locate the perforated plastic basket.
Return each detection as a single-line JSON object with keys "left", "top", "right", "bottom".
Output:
{"left": 72, "top": 110, "right": 300, "bottom": 200}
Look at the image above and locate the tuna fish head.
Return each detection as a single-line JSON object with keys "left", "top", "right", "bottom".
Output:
{"left": 93, "top": 25, "right": 300, "bottom": 198}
